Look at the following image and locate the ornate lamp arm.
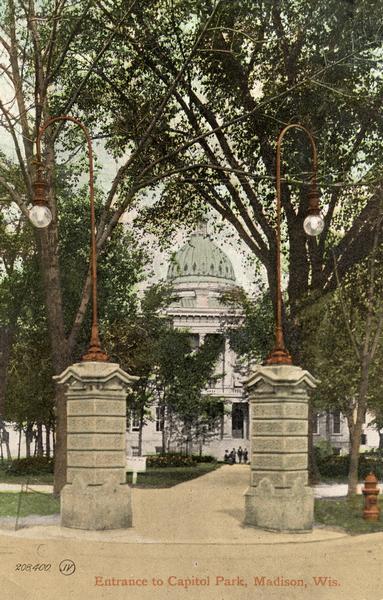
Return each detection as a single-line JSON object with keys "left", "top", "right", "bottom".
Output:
{"left": 265, "top": 123, "right": 322, "bottom": 366}
{"left": 32, "top": 115, "right": 108, "bottom": 362}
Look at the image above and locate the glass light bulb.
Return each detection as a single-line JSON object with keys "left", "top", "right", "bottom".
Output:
{"left": 29, "top": 205, "right": 52, "bottom": 228}
{"left": 303, "top": 214, "right": 324, "bottom": 236}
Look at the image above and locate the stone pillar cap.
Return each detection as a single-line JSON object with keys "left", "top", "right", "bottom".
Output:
{"left": 54, "top": 361, "right": 138, "bottom": 386}
{"left": 245, "top": 364, "right": 319, "bottom": 390}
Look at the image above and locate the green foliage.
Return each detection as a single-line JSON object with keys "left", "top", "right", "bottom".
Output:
{"left": 7, "top": 457, "right": 54, "bottom": 476}
{"left": 317, "top": 453, "right": 383, "bottom": 480}
{"left": 2, "top": 163, "right": 150, "bottom": 428}
{"left": 146, "top": 453, "right": 195, "bottom": 468}
{"left": 4, "top": 259, "right": 55, "bottom": 427}
{"left": 219, "top": 286, "right": 274, "bottom": 361}
{"left": 314, "top": 440, "right": 335, "bottom": 461}
{"left": 106, "top": 283, "right": 225, "bottom": 451}
{"left": 146, "top": 453, "right": 217, "bottom": 467}
{"left": 67, "top": 0, "right": 383, "bottom": 319}
{"left": 300, "top": 237, "right": 383, "bottom": 416}
{"left": 191, "top": 454, "right": 216, "bottom": 463}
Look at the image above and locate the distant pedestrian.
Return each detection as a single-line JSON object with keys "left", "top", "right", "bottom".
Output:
{"left": 243, "top": 448, "right": 248, "bottom": 464}
{"left": 224, "top": 449, "right": 230, "bottom": 463}
{"left": 231, "top": 448, "right": 237, "bottom": 464}
{"left": 237, "top": 446, "right": 243, "bottom": 463}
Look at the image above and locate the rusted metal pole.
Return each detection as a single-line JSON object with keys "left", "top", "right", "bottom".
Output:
{"left": 264, "top": 123, "right": 320, "bottom": 366}
{"left": 35, "top": 116, "right": 108, "bottom": 362}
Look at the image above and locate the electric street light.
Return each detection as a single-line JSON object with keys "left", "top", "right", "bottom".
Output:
{"left": 30, "top": 115, "right": 109, "bottom": 362}
{"left": 265, "top": 123, "right": 324, "bottom": 366}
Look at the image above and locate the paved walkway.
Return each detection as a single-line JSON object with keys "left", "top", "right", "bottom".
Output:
{"left": 1, "top": 467, "right": 381, "bottom": 498}
{"left": 0, "top": 465, "right": 350, "bottom": 543}
{"left": 1, "top": 465, "right": 383, "bottom": 600}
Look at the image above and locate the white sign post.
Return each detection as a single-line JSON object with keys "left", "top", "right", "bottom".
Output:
{"left": 126, "top": 456, "right": 147, "bottom": 485}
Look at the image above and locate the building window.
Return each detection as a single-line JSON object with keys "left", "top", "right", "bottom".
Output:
{"left": 232, "top": 403, "right": 248, "bottom": 439}
{"left": 156, "top": 407, "right": 164, "bottom": 432}
{"left": 131, "top": 411, "right": 140, "bottom": 432}
{"left": 206, "top": 402, "right": 224, "bottom": 433}
{"left": 188, "top": 334, "right": 199, "bottom": 351}
{"left": 361, "top": 433, "right": 367, "bottom": 446}
{"left": 332, "top": 411, "right": 341, "bottom": 434}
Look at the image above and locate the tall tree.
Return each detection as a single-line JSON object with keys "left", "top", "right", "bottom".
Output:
{"left": 0, "top": 0, "right": 220, "bottom": 491}
{"left": 1, "top": 0, "right": 383, "bottom": 488}
{"left": 300, "top": 212, "right": 383, "bottom": 495}
{"left": 71, "top": 0, "right": 383, "bottom": 356}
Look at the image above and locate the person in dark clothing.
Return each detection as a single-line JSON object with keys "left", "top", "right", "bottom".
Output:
{"left": 243, "top": 448, "right": 248, "bottom": 464}
{"left": 237, "top": 446, "right": 243, "bottom": 463}
{"left": 224, "top": 449, "right": 230, "bottom": 463}
{"left": 231, "top": 448, "right": 236, "bottom": 464}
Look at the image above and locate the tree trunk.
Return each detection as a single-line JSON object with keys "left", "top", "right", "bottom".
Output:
{"left": 17, "top": 427, "right": 22, "bottom": 459}
{"left": 25, "top": 423, "right": 33, "bottom": 458}
{"left": 325, "top": 411, "right": 331, "bottom": 442}
{"left": 45, "top": 424, "right": 51, "bottom": 459}
{"left": 308, "top": 401, "right": 320, "bottom": 484}
{"left": 52, "top": 424, "right": 56, "bottom": 456}
{"left": 36, "top": 222, "right": 70, "bottom": 495}
{"left": 0, "top": 326, "right": 16, "bottom": 419}
{"left": 161, "top": 402, "right": 167, "bottom": 454}
{"left": 347, "top": 418, "right": 364, "bottom": 497}
{"left": 36, "top": 422, "right": 44, "bottom": 456}
{"left": 4, "top": 430, "right": 11, "bottom": 461}
{"left": 53, "top": 386, "right": 67, "bottom": 495}
{"left": 138, "top": 407, "right": 144, "bottom": 457}
{"left": 347, "top": 365, "right": 369, "bottom": 497}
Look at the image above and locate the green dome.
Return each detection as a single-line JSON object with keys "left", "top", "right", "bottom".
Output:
{"left": 167, "top": 233, "right": 236, "bottom": 284}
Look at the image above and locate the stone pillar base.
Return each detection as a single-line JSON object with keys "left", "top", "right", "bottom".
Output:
{"left": 244, "top": 477, "right": 313, "bottom": 532}
{"left": 61, "top": 477, "right": 132, "bottom": 530}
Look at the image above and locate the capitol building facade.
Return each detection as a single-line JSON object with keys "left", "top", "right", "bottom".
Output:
{"left": 125, "top": 226, "right": 382, "bottom": 460}
{"left": 126, "top": 225, "right": 250, "bottom": 459}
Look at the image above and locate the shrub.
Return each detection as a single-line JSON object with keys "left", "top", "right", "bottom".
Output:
{"left": 317, "top": 454, "right": 383, "bottom": 480}
{"left": 145, "top": 453, "right": 216, "bottom": 467}
{"left": 191, "top": 454, "right": 216, "bottom": 463}
{"left": 146, "top": 453, "right": 195, "bottom": 468}
{"left": 7, "top": 457, "right": 54, "bottom": 475}
{"left": 314, "top": 440, "right": 335, "bottom": 460}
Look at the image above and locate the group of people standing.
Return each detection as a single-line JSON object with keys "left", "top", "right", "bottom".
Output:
{"left": 224, "top": 446, "right": 248, "bottom": 465}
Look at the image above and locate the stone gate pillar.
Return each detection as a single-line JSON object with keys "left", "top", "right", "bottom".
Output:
{"left": 54, "top": 362, "right": 137, "bottom": 530}
{"left": 244, "top": 364, "right": 318, "bottom": 532}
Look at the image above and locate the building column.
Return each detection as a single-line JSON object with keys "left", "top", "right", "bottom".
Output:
{"left": 244, "top": 364, "right": 318, "bottom": 532}
{"left": 54, "top": 362, "right": 137, "bottom": 530}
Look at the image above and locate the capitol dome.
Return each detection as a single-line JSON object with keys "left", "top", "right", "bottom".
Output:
{"left": 167, "top": 229, "right": 236, "bottom": 285}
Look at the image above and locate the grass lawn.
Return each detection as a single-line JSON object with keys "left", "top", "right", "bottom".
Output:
{"left": 0, "top": 463, "right": 219, "bottom": 517}
{"left": 0, "top": 492, "right": 59, "bottom": 518}
{"left": 126, "top": 462, "right": 220, "bottom": 487}
{"left": 315, "top": 496, "right": 383, "bottom": 534}
{"left": 0, "top": 461, "right": 218, "bottom": 488}
{"left": 0, "top": 463, "right": 53, "bottom": 485}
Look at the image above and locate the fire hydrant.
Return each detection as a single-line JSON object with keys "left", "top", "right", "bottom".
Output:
{"left": 362, "top": 473, "right": 380, "bottom": 521}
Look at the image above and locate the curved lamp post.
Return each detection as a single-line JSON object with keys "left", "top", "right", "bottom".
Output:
{"left": 265, "top": 123, "right": 324, "bottom": 366}
{"left": 30, "top": 115, "right": 109, "bottom": 362}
